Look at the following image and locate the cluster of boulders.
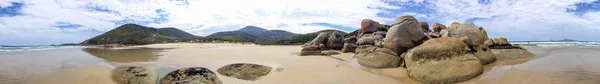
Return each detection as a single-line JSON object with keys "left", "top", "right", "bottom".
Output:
{"left": 111, "top": 63, "right": 272, "bottom": 84}
{"left": 299, "top": 15, "right": 535, "bottom": 83}
{"left": 300, "top": 31, "right": 346, "bottom": 56}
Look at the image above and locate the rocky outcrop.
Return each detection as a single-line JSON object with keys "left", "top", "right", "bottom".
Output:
{"left": 354, "top": 46, "right": 402, "bottom": 69}
{"left": 326, "top": 31, "right": 344, "bottom": 50}
{"left": 301, "top": 31, "right": 346, "bottom": 55}
{"left": 404, "top": 38, "right": 483, "bottom": 84}
{"left": 433, "top": 23, "right": 446, "bottom": 33}
{"left": 160, "top": 67, "right": 222, "bottom": 84}
{"left": 217, "top": 63, "right": 272, "bottom": 81}
{"left": 383, "top": 15, "right": 427, "bottom": 55}
{"left": 111, "top": 66, "right": 157, "bottom": 84}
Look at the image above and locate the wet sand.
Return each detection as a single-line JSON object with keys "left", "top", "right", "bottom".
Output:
{"left": 0, "top": 43, "right": 599, "bottom": 84}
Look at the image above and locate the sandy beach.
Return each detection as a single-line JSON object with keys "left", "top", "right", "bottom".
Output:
{"left": 1, "top": 43, "right": 599, "bottom": 84}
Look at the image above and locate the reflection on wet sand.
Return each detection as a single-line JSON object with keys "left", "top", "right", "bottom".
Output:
{"left": 82, "top": 48, "right": 169, "bottom": 63}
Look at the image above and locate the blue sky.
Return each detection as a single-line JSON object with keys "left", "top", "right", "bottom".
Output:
{"left": 1, "top": 0, "right": 600, "bottom": 45}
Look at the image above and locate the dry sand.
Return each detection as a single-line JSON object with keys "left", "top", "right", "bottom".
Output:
{"left": 1, "top": 43, "right": 599, "bottom": 84}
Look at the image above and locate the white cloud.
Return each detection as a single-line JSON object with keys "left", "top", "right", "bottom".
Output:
{"left": 0, "top": 0, "right": 398, "bottom": 45}
{"left": 412, "top": 0, "right": 600, "bottom": 41}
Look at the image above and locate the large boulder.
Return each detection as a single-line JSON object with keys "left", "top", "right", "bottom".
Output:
{"left": 404, "top": 38, "right": 483, "bottom": 84}
{"left": 354, "top": 46, "right": 402, "bottom": 69}
{"left": 448, "top": 22, "right": 488, "bottom": 48}
{"left": 326, "top": 31, "right": 344, "bottom": 50}
{"left": 217, "top": 63, "right": 272, "bottom": 81}
{"left": 341, "top": 43, "right": 357, "bottom": 53}
{"left": 361, "top": 19, "right": 380, "bottom": 33}
{"left": 433, "top": 23, "right": 446, "bottom": 33}
{"left": 111, "top": 66, "right": 157, "bottom": 84}
{"left": 383, "top": 15, "right": 426, "bottom": 55}
{"left": 160, "top": 67, "right": 222, "bottom": 84}
{"left": 419, "top": 22, "right": 431, "bottom": 32}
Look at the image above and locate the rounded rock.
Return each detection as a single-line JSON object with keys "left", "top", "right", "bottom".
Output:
{"left": 160, "top": 67, "right": 222, "bottom": 84}
{"left": 111, "top": 66, "right": 158, "bottom": 84}
{"left": 404, "top": 38, "right": 483, "bottom": 84}
{"left": 217, "top": 63, "right": 272, "bottom": 81}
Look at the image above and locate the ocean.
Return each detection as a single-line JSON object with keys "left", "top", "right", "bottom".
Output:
{"left": 0, "top": 45, "right": 83, "bottom": 52}
{"left": 511, "top": 41, "right": 600, "bottom": 47}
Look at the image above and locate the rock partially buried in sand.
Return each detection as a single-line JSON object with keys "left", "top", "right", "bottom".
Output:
{"left": 491, "top": 49, "right": 535, "bottom": 61}
{"left": 112, "top": 66, "right": 158, "bottom": 84}
{"left": 160, "top": 67, "right": 222, "bottom": 84}
{"left": 404, "top": 38, "right": 483, "bottom": 84}
{"left": 217, "top": 63, "right": 272, "bottom": 81}
{"left": 321, "top": 50, "right": 341, "bottom": 56}
{"left": 300, "top": 45, "right": 326, "bottom": 56}
{"left": 354, "top": 46, "right": 402, "bottom": 69}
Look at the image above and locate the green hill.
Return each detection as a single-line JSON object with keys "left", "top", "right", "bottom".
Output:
{"left": 81, "top": 24, "right": 195, "bottom": 45}
{"left": 207, "top": 26, "right": 297, "bottom": 44}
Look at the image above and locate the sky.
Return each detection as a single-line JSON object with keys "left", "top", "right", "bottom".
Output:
{"left": 0, "top": 0, "right": 599, "bottom": 45}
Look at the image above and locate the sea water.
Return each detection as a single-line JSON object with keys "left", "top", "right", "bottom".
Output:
{"left": 511, "top": 41, "right": 600, "bottom": 47}
{"left": 0, "top": 45, "right": 82, "bottom": 52}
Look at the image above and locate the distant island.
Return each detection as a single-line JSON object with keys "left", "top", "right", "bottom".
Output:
{"left": 549, "top": 38, "right": 580, "bottom": 42}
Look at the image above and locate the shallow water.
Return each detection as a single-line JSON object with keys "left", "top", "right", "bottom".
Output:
{"left": 0, "top": 46, "right": 599, "bottom": 84}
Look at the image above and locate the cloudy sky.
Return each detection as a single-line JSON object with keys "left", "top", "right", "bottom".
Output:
{"left": 0, "top": 0, "right": 599, "bottom": 45}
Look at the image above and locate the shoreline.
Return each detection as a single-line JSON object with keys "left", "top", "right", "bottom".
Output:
{"left": 1, "top": 43, "right": 599, "bottom": 84}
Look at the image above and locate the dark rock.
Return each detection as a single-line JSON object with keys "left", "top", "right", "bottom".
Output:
{"left": 217, "top": 63, "right": 272, "bottom": 81}
{"left": 160, "top": 67, "right": 222, "bottom": 84}
{"left": 341, "top": 43, "right": 357, "bottom": 53}
{"left": 111, "top": 66, "right": 157, "bottom": 84}
{"left": 432, "top": 23, "right": 446, "bottom": 33}
{"left": 419, "top": 22, "right": 431, "bottom": 32}
{"left": 326, "top": 31, "right": 344, "bottom": 50}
